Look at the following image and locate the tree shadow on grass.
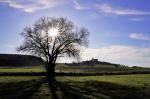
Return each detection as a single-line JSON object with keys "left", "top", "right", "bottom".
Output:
{"left": 47, "top": 78, "right": 59, "bottom": 99}
{"left": 0, "top": 77, "right": 46, "bottom": 99}
{"left": 56, "top": 81, "right": 150, "bottom": 99}
{"left": 0, "top": 77, "right": 150, "bottom": 99}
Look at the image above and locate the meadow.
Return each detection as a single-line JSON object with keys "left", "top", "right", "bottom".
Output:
{"left": 0, "top": 64, "right": 149, "bottom": 73}
{"left": 0, "top": 65, "right": 150, "bottom": 99}
{"left": 0, "top": 74, "right": 150, "bottom": 99}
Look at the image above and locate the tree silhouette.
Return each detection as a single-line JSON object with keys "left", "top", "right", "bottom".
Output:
{"left": 17, "top": 17, "right": 89, "bottom": 79}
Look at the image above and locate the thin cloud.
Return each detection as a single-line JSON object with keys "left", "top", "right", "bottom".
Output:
{"left": 129, "top": 33, "right": 150, "bottom": 41}
{"left": 129, "top": 18, "right": 143, "bottom": 21}
{"left": 129, "top": 17, "right": 150, "bottom": 21}
{"left": 0, "top": 0, "right": 67, "bottom": 13}
{"left": 98, "top": 4, "right": 150, "bottom": 16}
{"left": 73, "top": 0, "right": 89, "bottom": 10}
{"left": 81, "top": 45, "right": 150, "bottom": 67}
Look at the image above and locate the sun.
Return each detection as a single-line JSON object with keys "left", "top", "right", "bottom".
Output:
{"left": 48, "top": 28, "right": 59, "bottom": 37}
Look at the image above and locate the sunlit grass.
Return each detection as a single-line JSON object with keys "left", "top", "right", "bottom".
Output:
{"left": 0, "top": 64, "right": 149, "bottom": 73}
{"left": 0, "top": 67, "right": 45, "bottom": 72}
{"left": 0, "top": 74, "right": 150, "bottom": 99}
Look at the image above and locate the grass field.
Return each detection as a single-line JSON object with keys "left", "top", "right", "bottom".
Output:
{"left": 0, "top": 66, "right": 45, "bottom": 72}
{"left": 0, "top": 74, "right": 150, "bottom": 99}
{"left": 0, "top": 64, "right": 150, "bottom": 73}
{"left": 56, "top": 65, "right": 150, "bottom": 73}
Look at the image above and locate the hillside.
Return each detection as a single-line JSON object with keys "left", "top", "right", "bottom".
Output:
{"left": 66, "top": 58, "right": 128, "bottom": 68}
{"left": 0, "top": 54, "right": 43, "bottom": 67}
{"left": 55, "top": 58, "right": 150, "bottom": 73}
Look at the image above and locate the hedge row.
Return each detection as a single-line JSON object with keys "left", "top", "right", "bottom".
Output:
{"left": 0, "top": 70, "right": 150, "bottom": 76}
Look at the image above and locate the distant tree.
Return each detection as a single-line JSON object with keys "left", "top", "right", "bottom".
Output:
{"left": 17, "top": 17, "right": 89, "bottom": 79}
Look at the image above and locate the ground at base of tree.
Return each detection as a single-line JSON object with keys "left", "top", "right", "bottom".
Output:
{"left": 0, "top": 74, "right": 150, "bottom": 99}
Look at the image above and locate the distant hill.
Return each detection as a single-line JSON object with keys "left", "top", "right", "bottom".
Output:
{"left": 66, "top": 58, "right": 128, "bottom": 68}
{"left": 0, "top": 54, "right": 43, "bottom": 67}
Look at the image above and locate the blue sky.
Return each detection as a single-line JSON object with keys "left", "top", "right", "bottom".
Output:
{"left": 0, "top": 0, "right": 150, "bottom": 66}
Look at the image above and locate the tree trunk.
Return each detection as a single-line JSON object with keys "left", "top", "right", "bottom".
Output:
{"left": 46, "top": 62, "right": 58, "bottom": 99}
{"left": 46, "top": 62, "right": 55, "bottom": 79}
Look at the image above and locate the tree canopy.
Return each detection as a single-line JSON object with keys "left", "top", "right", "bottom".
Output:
{"left": 17, "top": 17, "right": 89, "bottom": 76}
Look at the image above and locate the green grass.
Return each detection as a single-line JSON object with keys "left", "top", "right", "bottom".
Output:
{"left": 56, "top": 65, "right": 150, "bottom": 73}
{"left": 0, "top": 74, "right": 150, "bottom": 99}
{"left": 0, "top": 64, "right": 150, "bottom": 73}
{"left": 0, "top": 67, "right": 45, "bottom": 72}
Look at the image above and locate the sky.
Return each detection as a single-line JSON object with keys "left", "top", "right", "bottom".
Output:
{"left": 0, "top": 0, "right": 150, "bottom": 67}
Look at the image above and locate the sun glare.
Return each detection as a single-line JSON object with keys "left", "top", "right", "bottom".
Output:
{"left": 48, "top": 28, "right": 59, "bottom": 37}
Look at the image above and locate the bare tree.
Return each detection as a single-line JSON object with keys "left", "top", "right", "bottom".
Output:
{"left": 17, "top": 17, "right": 89, "bottom": 79}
